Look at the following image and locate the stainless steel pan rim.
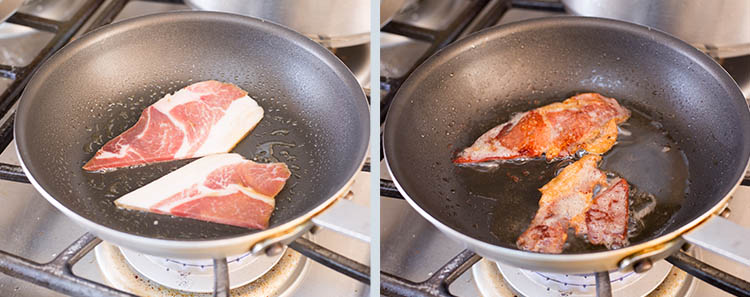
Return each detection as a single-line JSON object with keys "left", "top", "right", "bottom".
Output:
{"left": 14, "top": 11, "right": 370, "bottom": 259}
{"left": 383, "top": 16, "right": 750, "bottom": 273}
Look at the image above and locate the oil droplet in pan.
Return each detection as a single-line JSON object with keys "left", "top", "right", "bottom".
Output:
{"left": 628, "top": 187, "right": 657, "bottom": 238}
{"left": 270, "top": 129, "right": 290, "bottom": 136}
{"left": 253, "top": 141, "right": 296, "bottom": 163}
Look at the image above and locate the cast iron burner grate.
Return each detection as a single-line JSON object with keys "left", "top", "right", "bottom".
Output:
{"left": 378, "top": 0, "right": 750, "bottom": 296}
{"left": 0, "top": 0, "right": 372, "bottom": 296}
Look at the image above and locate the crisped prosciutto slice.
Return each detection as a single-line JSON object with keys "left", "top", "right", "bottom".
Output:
{"left": 517, "top": 155, "right": 632, "bottom": 253}
{"left": 83, "top": 80, "right": 263, "bottom": 171}
{"left": 516, "top": 155, "right": 607, "bottom": 253}
{"left": 579, "top": 178, "right": 630, "bottom": 249}
{"left": 114, "top": 153, "right": 290, "bottom": 229}
{"left": 454, "top": 93, "right": 630, "bottom": 164}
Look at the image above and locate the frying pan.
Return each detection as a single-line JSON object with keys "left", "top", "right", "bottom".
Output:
{"left": 14, "top": 11, "right": 369, "bottom": 259}
{"left": 384, "top": 17, "right": 750, "bottom": 273}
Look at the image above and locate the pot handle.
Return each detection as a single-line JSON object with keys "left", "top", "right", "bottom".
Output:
{"left": 310, "top": 196, "right": 370, "bottom": 243}
{"left": 681, "top": 215, "right": 750, "bottom": 266}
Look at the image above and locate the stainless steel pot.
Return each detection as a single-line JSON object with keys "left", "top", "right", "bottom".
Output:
{"left": 562, "top": 0, "right": 750, "bottom": 58}
{"left": 186, "top": 0, "right": 406, "bottom": 48}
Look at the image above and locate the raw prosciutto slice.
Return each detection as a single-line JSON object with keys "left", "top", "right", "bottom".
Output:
{"left": 114, "top": 153, "right": 290, "bottom": 229}
{"left": 83, "top": 80, "right": 263, "bottom": 171}
{"left": 454, "top": 93, "right": 630, "bottom": 164}
{"left": 580, "top": 177, "right": 630, "bottom": 249}
{"left": 516, "top": 155, "right": 607, "bottom": 253}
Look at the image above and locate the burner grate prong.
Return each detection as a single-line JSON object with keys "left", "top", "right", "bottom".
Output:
{"left": 381, "top": 249, "right": 481, "bottom": 297}
{"left": 379, "top": 0, "right": 510, "bottom": 127}
{"left": 667, "top": 250, "right": 750, "bottom": 297}
{"left": 289, "top": 237, "right": 370, "bottom": 284}
{"left": 381, "top": 22, "right": 436, "bottom": 42}
{"left": 594, "top": 271, "right": 612, "bottom": 297}
{"left": 0, "top": 233, "right": 135, "bottom": 297}
{"left": 0, "top": 162, "right": 26, "bottom": 183}
{"left": 50, "top": 233, "right": 102, "bottom": 269}
{"left": 0, "top": 65, "right": 21, "bottom": 80}
{"left": 6, "top": 13, "right": 61, "bottom": 32}
{"left": 510, "top": 0, "right": 565, "bottom": 11}
{"left": 0, "top": 0, "right": 105, "bottom": 151}
{"left": 380, "top": 179, "right": 403, "bottom": 199}
{"left": 212, "top": 257, "right": 230, "bottom": 297}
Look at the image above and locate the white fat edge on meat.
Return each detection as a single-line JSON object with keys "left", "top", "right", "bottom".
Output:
{"left": 149, "top": 184, "right": 275, "bottom": 213}
{"left": 115, "top": 153, "right": 273, "bottom": 211}
{"left": 92, "top": 141, "right": 131, "bottom": 160}
{"left": 90, "top": 85, "right": 263, "bottom": 162}
{"left": 147, "top": 86, "right": 263, "bottom": 159}
{"left": 191, "top": 95, "right": 263, "bottom": 157}
{"left": 151, "top": 86, "right": 263, "bottom": 158}
{"left": 114, "top": 153, "right": 244, "bottom": 210}
{"left": 154, "top": 89, "right": 203, "bottom": 158}
{"left": 459, "top": 111, "right": 527, "bottom": 159}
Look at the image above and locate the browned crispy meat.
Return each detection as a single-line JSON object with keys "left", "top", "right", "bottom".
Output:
{"left": 579, "top": 178, "right": 630, "bottom": 249}
{"left": 516, "top": 155, "right": 607, "bottom": 253}
{"left": 517, "top": 155, "right": 631, "bottom": 253}
{"left": 454, "top": 93, "right": 630, "bottom": 164}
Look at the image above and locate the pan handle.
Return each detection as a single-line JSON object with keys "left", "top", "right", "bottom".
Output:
{"left": 310, "top": 195, "right": 370, "bottom": 242}
{"left": 681, "top": 215, "right": 750, "bottom": 266}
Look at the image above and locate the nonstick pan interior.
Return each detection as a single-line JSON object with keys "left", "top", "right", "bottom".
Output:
{"left": 15, "top": 12, "right": 368, "bottom": 241}
{"left": 384, "top": 17, "right": 750, "bottom": 253}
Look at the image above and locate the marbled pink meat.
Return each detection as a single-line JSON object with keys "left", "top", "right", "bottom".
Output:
{"left": 83, "top": 80, "right": 263, "bottom": 171}
{"left": 114, "top": 153, "right": 290, "bottom": 229}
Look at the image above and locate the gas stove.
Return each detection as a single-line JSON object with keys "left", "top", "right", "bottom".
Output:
{"left": 0, "top": 0, "right": 372, "bottom": 296}
{"left": 380, "top": 1, "right": 750, "bottom": 296}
